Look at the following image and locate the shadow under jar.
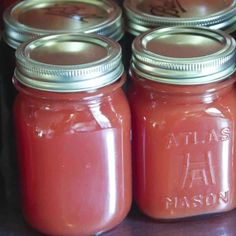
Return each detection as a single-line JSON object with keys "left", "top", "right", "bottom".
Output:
{"left": 13, "top": 33, "right": 132, "bottom": 235}
{"left": 128, "top": 26, "right": 236, "bottom": 220}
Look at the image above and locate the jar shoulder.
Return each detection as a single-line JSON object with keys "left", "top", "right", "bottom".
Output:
{"left": 128, "top": 84, "right": 236, "bottom": 120}
{"left": 14, "top": 90, "right": 130, "bottom": 132}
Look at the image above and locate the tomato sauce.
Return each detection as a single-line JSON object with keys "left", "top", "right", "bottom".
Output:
{"left": 13, "top": 33, "right": 131, "bottom": 235}
{"left": 128, "top": 26, "right": 236, "bottom": 219}
{"left": 129, "top": 76, "right": 236, "bottom": 219}
{"left": 1, "top": 0, "right": 124, "bottom": 209}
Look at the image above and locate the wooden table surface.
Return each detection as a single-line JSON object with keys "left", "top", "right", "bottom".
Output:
{"left": 1, "top": 204, "right": 236, "bottom": 236}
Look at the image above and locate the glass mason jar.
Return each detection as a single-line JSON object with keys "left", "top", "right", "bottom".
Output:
{"left": 13, "top": 33, "right": 132, "bottom": 235}
{"left": 128, "top": 26, "right": 236, "bottom": 219}
{"left": 123, "top": 0, "right": 236, "bottom": 77}
{"left": 3, "top": 0, "right": 123, "bottom": 74}
{"left": 3, "top": 0, "right": 124, "bottom": 103}
{"left": 124, "top": 0, "right": 236, "bottom": 36}
{"left": 1, "top": 0, "right": 124, "bottom": 209}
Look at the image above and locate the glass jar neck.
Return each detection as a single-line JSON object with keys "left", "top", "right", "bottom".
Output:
{"left": 130, "top": 72, "right": 236, "bottom": 104}
{"left": 13, "top": 74, "right": 126, "bottom": 103}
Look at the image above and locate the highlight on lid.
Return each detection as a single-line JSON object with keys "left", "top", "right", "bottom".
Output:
{"left": 14, "top": 33, "right": 124, "bottom": 92}
{"left": 4, "top": 0, "right": 123, "bottom": 49}
{"left": 128, "top": 26, "right": 236, "bottom": 220}
{"left": 12, "top": 30, "right": 131, "bottom": 236}
{"left": 131, "top": 26, "right": 236, "bottom": 85}
{"left": 124, "top": 0, "right": 236, "bottom": 36}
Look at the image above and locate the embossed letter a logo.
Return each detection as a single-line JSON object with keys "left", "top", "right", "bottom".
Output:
{"left": 181, "top": 151, "right": 216, "bottom": 189}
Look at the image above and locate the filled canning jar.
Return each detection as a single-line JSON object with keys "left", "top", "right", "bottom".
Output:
{"left": 3, "top": 0, "right": 123, "bottom": 103}
{"left": 124, "top": 0, "right": 236, "bottom": 36}
{"left": 3, "top": 0, "right": 123, "bottom": 75}
{"left": 1, "top": 0, "right": 124, "bottom": 208}
{"left": 13, "top": 33, "right": 132, "bottom": 235}
{"left": 128, "top": 26, "right": 236, "bottom": 219}
{"left": 123, "top": 0, "right": 236, "bottom": 74}
{"left": 4, "top": 0, "right": 123, "bottom": 49}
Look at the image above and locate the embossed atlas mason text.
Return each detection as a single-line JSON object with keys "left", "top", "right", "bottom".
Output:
{"left": 181, "top": 151, "right": 216, "bottom": 189}
{"left": 166, "top": 191, "right": 229, "bottom": 209}
{"left": 165, "top": 151, "right": 229, "bottom": 210}
{"left": 165, "top": 127, "right": 230, "bottom": 149}
{"left": 163, "top": 127, "right": 231, "bottom": 210}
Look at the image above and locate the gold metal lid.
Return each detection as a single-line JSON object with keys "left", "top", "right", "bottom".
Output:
{"left": 132, "top": 27, "right": 236, "bottom": 85}
{"left": 124, "top": 0, "right": 236, "bottom": 36}
{"left": 4, "top": 0, "right": 123, "bottom": 49}
{"left": 15, "top": 33, "right": 124, "bottom": 92}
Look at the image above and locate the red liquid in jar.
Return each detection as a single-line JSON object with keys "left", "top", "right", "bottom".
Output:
{"left": 14, "top": 77, "right": 132, "bottom": 235}
{"left": 128, "top": 74, "right": 236, "bottom": 219}
{"left": 13, "top": 32, "right": 131, "bottom": 235}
